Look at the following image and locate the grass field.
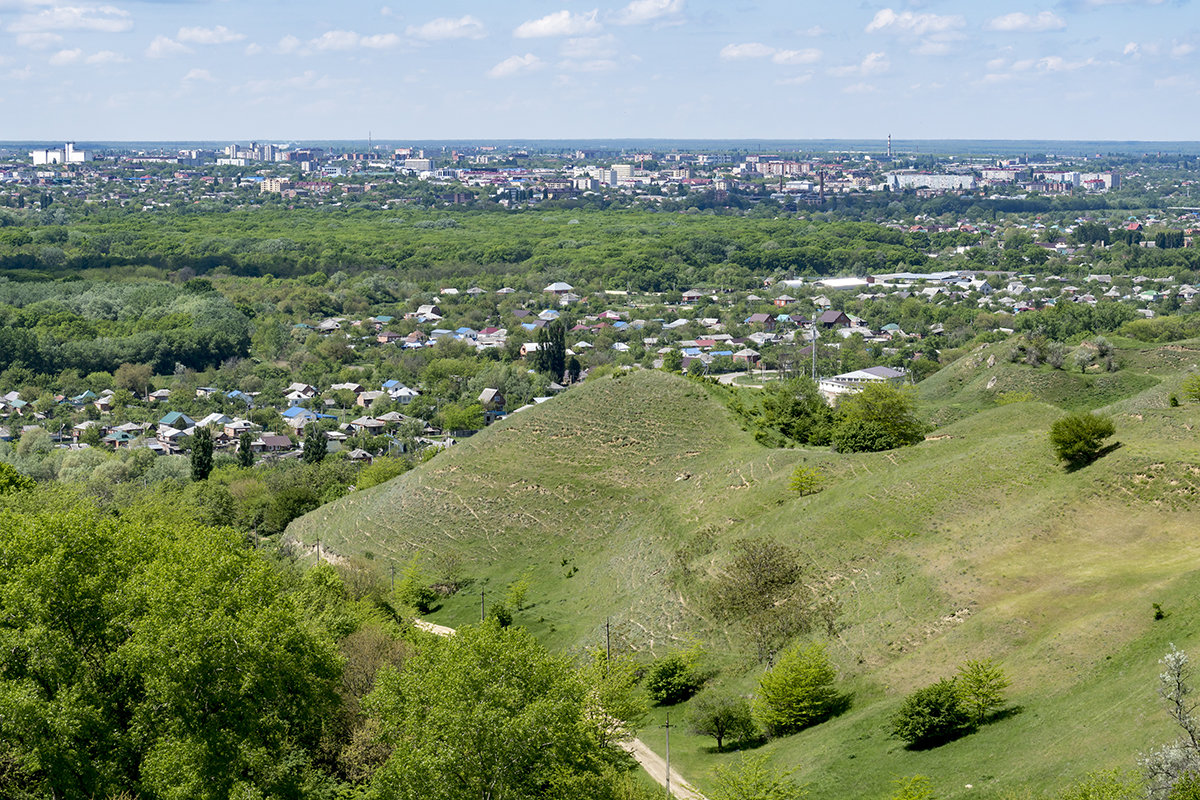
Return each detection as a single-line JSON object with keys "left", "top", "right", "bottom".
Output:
{"left": 289, "top": 340, "right": 1200, "bottom": 800}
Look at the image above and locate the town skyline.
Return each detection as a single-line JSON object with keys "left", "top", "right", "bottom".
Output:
{"left": 2, "top": 0, "right": 1197, "bottom": 141}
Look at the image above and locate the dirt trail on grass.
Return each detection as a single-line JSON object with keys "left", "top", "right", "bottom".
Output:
{"left": 415, "top": 618, "right": 708, "bottom": 800}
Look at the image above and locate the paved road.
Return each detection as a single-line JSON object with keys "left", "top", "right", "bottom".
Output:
{"left": 415, "top": 618, "right": 708, "bottom": 800}
{"left": 717, "top": 369, "right": 778, "bottom": 386}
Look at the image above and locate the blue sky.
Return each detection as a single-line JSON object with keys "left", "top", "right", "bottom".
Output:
{"left": 1, "top": 0, "right": 1196, "bottom": 141}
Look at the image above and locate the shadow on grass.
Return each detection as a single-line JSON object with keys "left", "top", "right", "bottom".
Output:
{"left": 901, "top": 704, "right": 1025, "bottom": 751}
{"left": 703, "top": 735, "right": 769, "bottom": 755}
{"left": 1064, "top": 441, "right": 1123, "bottom": 473}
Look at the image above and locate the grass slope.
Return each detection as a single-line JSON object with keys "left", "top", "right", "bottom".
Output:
{"left": 290, "top": 349, "right": 1200, "bottom": 800}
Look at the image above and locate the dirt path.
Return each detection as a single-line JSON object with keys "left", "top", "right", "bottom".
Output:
{"left": 414, "top": 618, "right": 708, "bottom": 800}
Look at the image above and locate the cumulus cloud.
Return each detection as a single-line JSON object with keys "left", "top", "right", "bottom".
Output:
{"left": 16, "top": 31, "right": 62, "bottom": 49}
{"left": 865, "top": 8, "right": 964, "bottom": 36}
{"left": 9, "top": 5, "right": 132, "bottom": 33}
{"left": 614, "top": 0, "right": 683, "bottom": 25}
{"left": 309, "top": 30, "right": 401, "bottom": 51}
{"left": 49, "top": 47, "right": 82, "bottom": 65}
{"left": 829, "top": 51, "right": 890, "bottom": 77}
{"left": 275, "top": 35, "right": 302, "bottom": 54}
{"left": 719, "top": 42, "right": 774, "bottom": 60}
{"left": 986, "top": 12, "right": 1066, "bottom": 32}
{"left": 772, "top": 48, "right": 821, "bottom": 65}
{"left": 1124, "top": 41, "right": 1139, "bottom": 55}
{"left": 514, "top": 10, "right": 600, "bottom": 38}
{"left": 177, "top": 25, "right": 244, "bottom": 45}
{"left": 86, "top": 49, "right": 125, "bottom": 64}
{"left": 146, "top": 35, "right": 191, "bottom": 59}
{"left": 407, "top": 15, "right": 486, "bottom": 40}
{"left": 488, "top": 52, "right": 544, "bottom": 77}
{"left": 183, "top": 67, "right": 213, "bottom": 82}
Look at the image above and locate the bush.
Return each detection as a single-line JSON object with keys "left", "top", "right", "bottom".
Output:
{"left": 1049, "top": 412, "right": 1116, "bottom": 466}
{"left": 890, "top": 678, "right": 970, "bottom": 748}
{"left": 645, "top": 651, "right": 705, "bottom": 705}
{"left": 788, "top": 465, "right": 823, "bottom": 496}
{"left": 1183, "top": 375, "right": 1200, "bottom": 403}
{"left": 710, "top": 754, "right": 807, "bottom": 800}
{"left": 687, "top": 687, "right": 757, "bottom": 751}
{"left": 956, "top": 659, "right": 1010, "bottom": 725}
{"left": 831, "top": 382, "right": 927, "bottom": 453}
{"left": 754, "top": 642, "right": 842, "bottom": 736}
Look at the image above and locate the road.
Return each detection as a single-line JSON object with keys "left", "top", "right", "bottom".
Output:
{"left": 716, "top": 369, "right": 778, "bottom": 386}
{"left": 414, "top": 618, "right": 708, "bottom": 800}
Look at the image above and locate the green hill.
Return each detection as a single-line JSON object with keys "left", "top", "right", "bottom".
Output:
{"left": 289, "top": 351, "right": 1200, "bottom": 800}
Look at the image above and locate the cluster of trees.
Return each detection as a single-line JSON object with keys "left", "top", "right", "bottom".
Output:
{"left": 0, "top": 478, "right": 658, "bottom": 800}
{"left": 889, "top": 660, "right": 1011, "bottom": 748}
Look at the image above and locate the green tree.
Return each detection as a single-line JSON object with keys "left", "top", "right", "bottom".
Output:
{"left": 440, "top": 402, "right": 485, "bottom": 432}
{"left": 505, "top": 569, "right": 533, "bottom": 611}
{"left": 687, "top": 687, "right": 757, "bottom": 751}
{"left": 190, "top": 426, "right": 213, "bottom": 481}
{"left": 1181, "top": 374, "right": 1200, "bottom": 403}
{"left": 364, "top": 621, "right": 634, "bottom": 800}
{"left": 831, "top": 381, "right": 927, "bottom": 453}
{"left": 956, "top": 659, "right": 1010, "bottom": 725}
{"left": 1050, "top": 412, "right": 1116, "bottom": 466}
{"left": 890, "top": 775, "right": 935, "bottom": 800}
{"left": 890, "top": 678, "right": 969, "bottom": 748}
{"left": 396, "top": 555, "right": 436, "bottom": 613}
{"left": 0, "top": 462, "right": 35, "bottom": 493}
{"left": 645, "top": 650, "right": 705, "bottom": 705}
{"left": 1060, "top": 770, "right": 1142, "bottom": 800}
{"left": 754, "top": 642, "right": 842, "bottom": 736}
{"left": 788, "top": 465, "right": 823, "bottom": 496}
{"left": 662, "top": 349, "right": 683, "bottom": 373}
{"left": 302, "top": 422, "right": 327, "bottom": 464}
{"left": 356, "top": 456, "right": 411, "bottom": 489}
{"left": 710, "top": 754, "right": 808, "bottom": 800}
{"left": 112, "top": 362, "right": 153, "bottom": 395}
{"left": 567, "top": 355, "right": 582, "bottom": 383}
{"left": 237, "top": 431, "right": 254, "bottom": 468}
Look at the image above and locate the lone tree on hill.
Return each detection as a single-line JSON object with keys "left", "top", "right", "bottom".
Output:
{"left": 688, "top": 687, "right": 757, "bottom": 751}
{"left": 1049, "top": 411, "right": 1115, "bottom": 467}
{"left": 190, "top": 426, "right": 213, "bottom": 481}
{"left": 534, "top": 320, "right": 567, "bottom": 382}
{"left": 302, "top": 423, "right": 327, "bottom": 464}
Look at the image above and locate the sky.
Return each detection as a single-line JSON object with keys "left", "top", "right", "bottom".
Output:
{"left": 0, "top": 0, "right": 1197, "bottom": 142}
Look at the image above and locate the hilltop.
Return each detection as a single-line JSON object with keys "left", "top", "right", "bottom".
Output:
{"left": 289, "top": 345, "right": 1200, "bottom": 799}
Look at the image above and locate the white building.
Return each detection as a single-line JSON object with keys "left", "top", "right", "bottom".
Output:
{"left": 818, "top": 366, "right": 909, "bottom": 403}
{"left": 31, "top": 142, "right": 92, "bottom": 165}
{"left": 886, "top": 171, "right": 975, "bottom": 191}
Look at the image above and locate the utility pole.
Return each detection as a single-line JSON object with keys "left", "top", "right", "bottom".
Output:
{"left": 481, "top": 586, "right": 486, "bottom": 621}
{"left": 390, "top": 564, "right": 395, "bottom": 593}
{"left": 316, "top": 536, "right": 321, "bottom": 564}
{"left": 664, "top": 713, "right": 672, "bottom": 799}
{"left": 605, "top": 617, "right": 611, "bottom": 666}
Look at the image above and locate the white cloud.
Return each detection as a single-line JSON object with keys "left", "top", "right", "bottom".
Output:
{"left": 49, "top": 47, "right": 81, "bottom": 65}
{"left": 772, "top": 48, "right": 821, "bottom": 65}
{"left": 913, "top": 40, "right": 952, "bottom": 56}
{"left": 1123, "top": 41, "right": 1139, "bottom": 55}
{"left": 865, "top": 9, "right": 964, "bottom": 36}
{"left": 311, "top": 30, "right": 361, "bottom": 51}
{"left": 830, "top": 51, "right": 890, "bottom": 77}
{"left": 1012, "top": 55, "right": 1096, "bottom": 72}
{"left": 407, "top": 15, "right": 485, "bottom": 40}
{"left": 985, "top": 12, "right": 1066, "bottom": 32}
{"left": 799, "top": 26, "right": 826, "bottom": 37}
{"left": 16, "top": 31, "right": 62, "bottom": 49}
{"left": 558, "top": 57, "right": 617, "bottom": 72}
{"left": 360, "top": 33, "right": 401, "bottom": 48}
{"left": 86, "top": 49, "right": 125, "bottom": 64}
{"left": 844, "top": 82, "right": 877, "bottom": 93}
{"left": 183, "top": 67, "right": 213, "bottom": 82}
{"left": 146, "top": 35, "right": 191, "bottom": 59}
{"left": 244, "top": 42, "right": 262, "bottom": 56}
{"left": 775, "top": 74, "right": 812, "bottom": 85}
{"left": 488, "top": 52, "right": 544, "bottom": 77}
{"left": 9, "top": 5, "right": 132, "bottom": 33}
{"left": 275, "top": 35, "right": 302, "bottom": 54}
{"left": 1172, "top": 42, "right": 1195, "bottom": 57}
{"left": 719, "top": 41, "right": 774, "bottom": 60}
{"left": 177, "top": 25, "right": 244, "bottom": 45}
{"left": 514, "top": 10, "right": 600, "bottom": 38}
{"left": 615, "top": 0, "right": 683, "bottom": 25}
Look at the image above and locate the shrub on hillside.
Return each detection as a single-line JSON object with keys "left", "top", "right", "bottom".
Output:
{"left": 1049, "top": 412, "right": 1116, "bottom": 466}
{"left": 831, "top": 382, "right": 927, "bottom": 453}
{"left": 754, "top": 642, "right": 844, "bottom": 736}
{"left": 890, "top": 678, "right": 970, "bottom": 749}
{"left": 645, "top": 650, "right": 705, "bottom": 705}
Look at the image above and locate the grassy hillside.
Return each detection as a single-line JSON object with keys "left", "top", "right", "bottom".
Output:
{"left": 290, "top": 347, "right": 1200, "bottom": 800}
